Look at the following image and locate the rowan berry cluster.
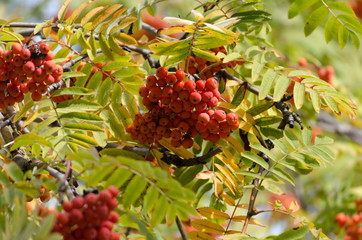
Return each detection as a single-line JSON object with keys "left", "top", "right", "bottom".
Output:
{"left": 0, "top": 42, "right": 62, "bottom": 108}
{"left": 187, "top": 46, "right": 244, "bottom": 80}
{"left": 39, "top": 186, "right": 120, "bottom": 240}
{"left": 335, "top": 198, "right": 362, "bottom": 240}
{"left": 126, "top": 67, "right": 239, "bottom": 148}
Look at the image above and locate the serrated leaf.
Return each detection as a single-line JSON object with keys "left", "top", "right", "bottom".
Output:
{"left": 197, "top": 207, "right": 230, "bottom": 220}
{"left": 301, "top": 78, "right": 333, "bottom": 88}
{"left": 97, "top": 77, "right": 112, "bottom": 106}
{"left": 288, "top": 70, "right": 316, "bottom": 78}
{"left": 293, "top": 82, "right": 305, "bottom": 109}
{"left": 218, "top": 76, "right": 227, "bottom": 94}
{"left": 304, "top": 6, "right": 329, "bottom": 36}
{"left": 259, "top": 69, "right": 278, "bottom": 100}
{"left": 241, "top": 152, "right": 269, "bottom": 170}
{"left": 52, "top": 87, "right": 94, "bottom": 97}
{"left": 114, "top": 32, "right": 137, "bottom": 45}
{"left": 338, "top": 26, "right": 349, "bottom": 49}
{"left": 270, "top": 167, "right": 295, "bottom": 185}
{"left": 274, "top": 76, "right": 290, "bottom": 101}
{"left": 99, "top": 33, "right": 114, "bottom": 61}
{"left": 91, "top": 4, "right": 122, "bottom": 29}
{"left": 163, "top": 17, "right": 194, "bottom": 26}
{"left": 325, "top": 17, "right": 340, "bottom": 43}
{"left": 252, "top": 60, "right": 264, "bottom": 82}
{"left": 302, "top": 128, "right": 313, "bottom": 146}
{"left": 329, "top": 2, "right": 356, "bottom": 16}
{"left": 68, "top": 133, "right": 98, "bottom": 146}
{"left": 109, "top": 36, "right": 127, "bottom": 56}
{"left": 288, "top": 0, "right": 319, "bottom": 18}
{"left": 123, "top": 175, "right": 148, "bottom": 208}
{"left": 63, "top": 123, "right": 103, "bottom": 132}
{"left": 275, "top": 225, "right": 309, "bottom": 240}
{"left": 151, "top": 196, "right": 168, "bottom": 226}
{"left": 191, "top": 219, "right": 225, "bottom": 234}
{"left": 193, "top": 48, "right": 220, "bottom": 62}
{"left": 61, "top": 71, "right": 87, "bottom": 79}
{"left": 231, "top": 83, "right": 247, "bottom": 106}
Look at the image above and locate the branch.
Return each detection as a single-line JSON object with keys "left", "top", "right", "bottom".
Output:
{"left": 176, "top": 217, "right": 187, "bottom": 240}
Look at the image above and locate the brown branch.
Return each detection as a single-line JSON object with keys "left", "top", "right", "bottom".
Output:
{"left": 176, "top": 217, "right": 187, "bottom": 240}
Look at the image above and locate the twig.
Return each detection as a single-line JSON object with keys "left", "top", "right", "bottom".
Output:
{"left": 45, "top": 166, "right": 75, "bottom": 200}
{"left": 176, "top": 217, "right": 187, "bottom": 240}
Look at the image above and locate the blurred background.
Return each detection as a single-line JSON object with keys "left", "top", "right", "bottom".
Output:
{"left": 1, "top": 0, "right": 361, "bottom": 239}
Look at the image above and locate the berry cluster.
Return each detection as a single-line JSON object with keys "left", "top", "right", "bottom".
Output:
{"left": 0, "top": 42, "right": 62, "bottom": 109}
{"left": 126, "top": 67, "right": 239, "bottom": 148}
{"left": 187, "top": 46, "right": 244, "bottom": 80}
{"left": 42, "top": 186, "right": 120, "bottom": 240}
{"left": 335, "top": 198, "right": 362, "bottom": 240}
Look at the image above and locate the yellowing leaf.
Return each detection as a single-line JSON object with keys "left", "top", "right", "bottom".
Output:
{"left": 197, "top": 207, "right": 230, "bottom": 220}
{"left": 158, "top": 26, "right": 194, "bottom": 35}
{"left": 191, "top": 219, "right": 225, "bottom": 234}
{"left": 158, "top": 138, "right": 194, "bottom": 159}
{"left": 81, "top": 6, "right": 105, "bottom": 26}
{"left": 67, "top": 0, "right": 93, "bottom": 24}
{"left": 91, "top": 4, "right": 122, "bottom": 29}
{"left": 215, "top": 172, "right": 236, "bottom": 195}
{"left": 163, "top": 17, "right": 194, "bottom": 26}
{"left": 58, "top": 0, "right": 71, "bottom": 22}
{"left": 216, "top": 154, "right": 239, "bottom": 173}
{"left": 213, "top": 176, "right": 223, "bottom": 198}
{"left": 109, "top": 35, "right": 127, "bottom": 56}
{"left": 215, "top": 163, "right": 238, "bottom": 188}
{"left": 188, "top": 231, "right": 215, "bottom": 240}
{"left": 226, "top": 136, "right": 244, "bottom": 153}
{"left": 193, "top": 48, "right": 220, "bottom": 62}
{"left": 0, "top": 153, "right": 11, "bottom": 164}
{"left": 114, "top": 32, "right": 137, "bottom": 45}
{"left": 220, "top": 192, "right": 235, "bottom": 206}
{"left": 232, "top": 216, "right": 265, "bottom": 227}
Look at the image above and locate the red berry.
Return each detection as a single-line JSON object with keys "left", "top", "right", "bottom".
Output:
{"left": 208, "top": 133, "right": 220, "bottom": 143}
{"left": 182, "top": 138, "right": 194, "bottom": 148}
{"left": 146, "top": 75, "right": 157, "bottom": 87}
{"left": 175, "top": 69, "right": 185, "bottom": 81}
{"left": 85, "top": 193, "right": 99, "bottom": 206}
{"left": 57, "top": 212, "right": 69, "bottom": 225}
{"left": 11, "top": 42, "right": 22, "bottom": 54}
{"left": 207, "top": 119, "right": 219, "bottom": 132}
{"left": 72, "top": 196, "right": 85, "bottom": 208}
{"left": 99, "top": 190, "right": 113, "bottom": 204}
{"left": 39, "top": 42, "right": 50, "bottom": 54}
{"left": 178, "top": 121, "right": 190, "bottom": 133}
{"left": 184, "top": 79, "right": 196, "bottom": 91}
{"left": 96, "top": 204, "right": 110, "bottom": 220}
{"left": 226, "top": 112, "right": 238, "bottom": 125}
{"left": 111, "top": 233, "right": 120, "bottom": 240}
{"left": 166, "top": 74, "right": 177, "bottom": 85}
{"left": 23, "top": 61, "right": 36, "bottom": 75}
{"left": 157, "top": 77, "right": 167, "bottom": 87}
{"left": 202, "top": 91, "right": 213, "bottom": 102}
{"left": 43, "top": 61, "right": 57, "bottom": 73}
{"left": 139, "top": 86, "right": 149, "bottom": 97}
{"left": 205, "top": 78, "right": 218, "bottom": 90}
{"left": 156, "top": 67, "right": 168, "bottom": 79}
{"left": 33, "top": 67, "right": 47, "bottom": 82}
{"left": 189, "top": 92, "right": 202, "bottom": 104}
{"left": 297, "top": 58, "right": 308, "bottom": 67}
{"left": 70, "top": 208, "right": 83, "bottom": 224}
{"left": 3, "top": 50, "right": 13, "bottom": 62}
{"left": 52, "top": 65, "right": 63, "bottom": 77}
{"left": 196, "top": 80, "right": 205, "bottom": 91}
{"left": 198, "top": 112, "right": 210, "bottom": 124}
{"left": 84, "top": 227, "right": 98, "bottom": 240}
{"left": 208, "top": 97, "right": 218, "bottom": 107}
{"left": 178, "top": 90, "right": 189, "bottom": 101}
{"left": 195, "top": 101, "right": 207, "bottom": 112}
{"left": 173, "top": 81, "right": 185, "bottom": 92}
{"left": 31, "top": 91, "right": 42, "bottom": 101}
{"left": 170, "top": 100, "right": 183, "bottom": 113}
{"left": 13, "top": 56, "right": 24, "bottom": 67}
{"left": 45, "top": 51, "right": 55, "bottom": 60}
{"left": 98, "top": 227, "right": 112, "bottom": 240}
{"left": 20, "top": 48, "right": 31, "bottom": 60}
{"left": 170, "top": 139, "right": 182, "bottom": 148}
{"left": 171, "top": 130, "right": 182, "bottom": 141}
{"left": 7, "top": 83, "right": 20, "bottom": 97}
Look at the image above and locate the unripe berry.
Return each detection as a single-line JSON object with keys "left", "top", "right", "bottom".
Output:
{"left": 156, "top": 67, "right": 168, "bottom": 79}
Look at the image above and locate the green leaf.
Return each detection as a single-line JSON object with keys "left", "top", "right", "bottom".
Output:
{"left": 287, "top": 153, "right": 320, "bottom": 168}
{"left": 77, "top": 30, "right": 92, "bottom": 50}
{"left": 123, "top": 175, "right": 148, "bottom": 208}
{"left": 218, "top": 76, "right": 227, "bottom": 94}
{"left": 252, "top": 60, "right": 264, "bottom": 82}
{"left": 57, "top": 99, "right": 101, "bottom": 110}
{"left": 68, "top": 133, "right": 98, "bottom": 146}
{"left": 350, "top": 31, "right": 360, "bottom": 50}
{"left": 273, "top": 76, "right": 291, "bottom": 101}
{"left": 338, "top": 26, "right": 349, "bottom": 49}
{"left": 309, "top": 89, "right": 320, "bottom": 113}
{"left": 288, "top": 0, "right": 319, "bottom": 19}
{"left": 325, "top": 17, "right": 340, "bottom": 43}
{"left": 63, "top": 123, "right": 103, "bottom": 132}
{"left": 301, "top": 78, "right": 333, "bottom": 88}
{"left": 247, "top": 102, "right": 274, "bottom": 116}
{"left": 59, "top": 112, "right": 104, "bottom": 122}
{"left": 75, "top": 63, "right": 93, "bottom": 88}
{"left": 270, "top": 167, "right": 295, "bottom": 185}
{"left": 101, "top": 109, "right": 126, "bottom": 139}
{"left": 241, "top": 152, "right": 269, "bottom": 170}
{"left": 106, "top": 168, "right": 133, "bottom": 188}
{"left": 304, "top": 6, "right": 329, "bottom": 36}
{"left": 14, "top": 100, "right": 34, "bottom": 122}
{"left": 288, "top": 70, "right": 316, "bottom": 79}
{"left": 338, "top": 14, "right": 362, "bottom": 35}
{"left": 284, "top": 131, "right": 300, "bottom": 149}
{"left": 61, "top": 71, "right": 87, "bottom": 79}
{"left": 109, "top": 35, "right": 127, "bottom": 56}
{"left": 5, "top": 162, "right": 23, "bottom": 182}
{"left": 322, "top": 95, "right": 340, "bottom": 114}
{"left": 32, "top": 212, "right": 56, "bottom": 240}
{"left": 114, "top": 32, "right": 137, "bottom": 45}
{"left": 11, "top": 134, "right": 53, "bottom": 150}
{"left": 231, "top": 83, "right": 247, "bottom": 106}
{"left": 54, "top": 47, "right": 71, "bottom": 59}
{"left": 293, "top": 81, "right": 305, "bottom": 109}
{"left": 255, "top": 116, "right": 282, "bottom": 126}
{"left": 260, "top": 126, "right": 283, "bottom": 139}
{"left": 97, "top": 77, "right": 112, "bottom": 106}
{"left": 151, "top": 196, "right": 168, "bottom": 226}
{"left": 58, "top": 0, "right": 71, "bottom": 22}
{"left": 275, "top": 225, "right": 309, "bottom": 240}
{"left": 259, "top": 69, "right": 278, "bottom": 100}
{"left": 112, "top": 68, "right": 145, "bottom": 78}
{"left": 329, "top": 2, "right": 356, "bottom": 16}
{"left": 52, "top": 87, "right": 94, "bottom": 96}
{"left": 142, "top": 186, "right": 159, "bottom": 215}
{"left": 99, "top": 33, "right": 114, "bottom": 61}
{"left": 302, "top": 128, "right": 313, "bottom": 146}
{"left": 193, "top": 48, "right": 220, "bottom": 62}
